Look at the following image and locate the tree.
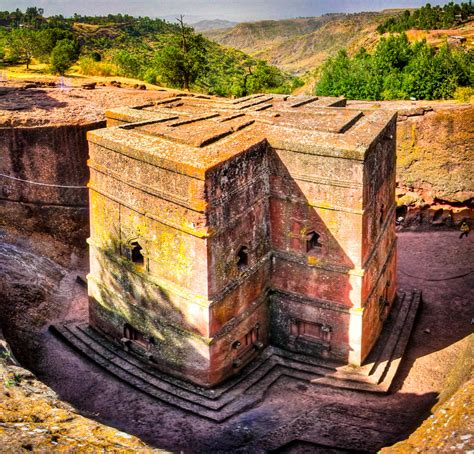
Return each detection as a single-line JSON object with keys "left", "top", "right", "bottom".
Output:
{"left": 36, "top": 28, "right": 75, "bottom": 62}
{"left": 374, "top": 33, "right": 412, "bottom": 72}
{"left": 7, "top": 28, "right": 39, "bottom": 69}
{"left": 315, "top": 35, "right": 472, "bottom": 101}
{"left": 50, "top": 39, "right": 79, "bottom": 75}
{"left": 246, "top": 60, "right": 287, "bottom": 94}
{"left": 23, "top": 6, "right": 44, "bottom": 29}
{"left": 154, "top": 16, "right": 207, "bottom": 90}
{"left": 112, "top": 49, "right": 144, "bottom": 78}
{"left": 377, "top": 1, "right": 474, "bottom": 34}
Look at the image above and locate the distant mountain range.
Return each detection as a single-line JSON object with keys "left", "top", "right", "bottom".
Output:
{"left": 203, "top": 12, "right": 397, "bottom": 75}
{"left": 202, "top": 9, "right": 473, "bottom": 81}
{"left": 192, "top": 19, "right": 238, "bottom": 31}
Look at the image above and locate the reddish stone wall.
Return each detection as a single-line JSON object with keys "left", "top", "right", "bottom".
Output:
{"left": 0, "top": 122, "right": 104, "bottom": 245}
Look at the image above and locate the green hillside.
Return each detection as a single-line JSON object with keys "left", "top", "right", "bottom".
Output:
{"left": 0, "top": 8, "right": 299, "bottom": 97}
{"left": 204, "top": 12, "right": 399, "bottom": 74}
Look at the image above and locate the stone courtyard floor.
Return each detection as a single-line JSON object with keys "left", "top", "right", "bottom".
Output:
{"left": 1, "top": 229, "right": 473, "bottom": 452}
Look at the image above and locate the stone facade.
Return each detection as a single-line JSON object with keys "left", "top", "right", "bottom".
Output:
{"left": 86, "top": 94, "right": 397, "bottom": 388}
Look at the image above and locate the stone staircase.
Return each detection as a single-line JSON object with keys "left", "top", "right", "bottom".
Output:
{"left": 309, "top": 290, "right": 422, "bottom": 392}
{"left": 51, "top": 290, "right": 421, "bottom": 421}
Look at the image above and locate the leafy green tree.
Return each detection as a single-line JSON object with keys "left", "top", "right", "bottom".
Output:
{"left": 246, "top": 61, "right": 287, "bottom": 94}
{"left": 154, "top": 16, "right": 207, "bottom": 90}
{"left": 374, "top": 33, "right": 412, "bottom": 72}
{"left": 0, "top": 31, "right": 7, "bottom": 63}
{"left": 23, "top": 6, "right": 44, "bottom": 29}
{"left": 50, "top": 39, "right": 79, "bottom": 75}
{"left": 36, "top": 28, "right": 74, "bottom": 62}
{"left": 7, "top": 28, "right": 40, "bottom": 69}
{"left": 112, "top": 49, "right": 145, "bottom": 78}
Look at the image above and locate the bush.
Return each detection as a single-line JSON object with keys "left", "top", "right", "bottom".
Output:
{"left": 143, "top": 68, "right": 159, "bottom": 85}
{"left": 453, "top": 86, "right": 474, "bottom": 103}
{"left": 78, "top": 57, "right": 117, "bottom": 77}
{"left": 50, "top": 39, "right": 79, "bottom": 75}
{"left": 316, "top": 34, "right": 473, "bottom": 101}
{"left": 112, "top": 49, "right": 145, "bottom": 78}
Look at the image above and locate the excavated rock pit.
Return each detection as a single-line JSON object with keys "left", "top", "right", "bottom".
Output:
{"left": 0, "top": 226, "right": 472, "bottom": 452}
{"left": 0, "top": 84, "right": 473, "bottom": 451}
{"left": 349, "top": 100, "right": 474, "bottom": 231}
{"left": 1, "top": 82, "right": 472, "bottom": 252}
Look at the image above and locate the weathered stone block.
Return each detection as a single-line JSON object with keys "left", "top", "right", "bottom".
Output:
{"left": 86, "top": 94, "right": 397, "bottom": 386}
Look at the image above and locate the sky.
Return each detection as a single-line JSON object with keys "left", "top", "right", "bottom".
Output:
{"left": 0, "top": 0, "right": 464, "bottom": 22}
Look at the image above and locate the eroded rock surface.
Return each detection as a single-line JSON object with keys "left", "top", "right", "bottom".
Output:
{"left": 383, "top": 336, "right": 473, "bottom": 453}
{"left": 350, "top": 101, "right": 474, "bottom": 230}
{"left": 0, "top": 81, "right": 177, "bottom": 127}
{"left": 0, "top": 230, "right": 159, "bottom": 452}
{"left": 0, "top": 343, "right": 159, "bottom": 452}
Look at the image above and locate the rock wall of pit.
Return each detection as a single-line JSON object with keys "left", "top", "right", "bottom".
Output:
{"left": 395, "top": 104, "right": 473, "bottom": 228}
{"left": 382, "top": 335, "right": 473, "bottom": 453}
{"left": 0, "top": 121, "right": 104, "bottom": 246}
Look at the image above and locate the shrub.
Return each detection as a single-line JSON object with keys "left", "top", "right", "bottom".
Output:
{"left": 316, "top": 34, "right": 473, "bottom": 101}
{"left": 453, "top": 86, "right": 474, "bottom": 103}
{"left": 78, "top": 56, "right": 117, "bottom": 77}
{"left": 112, "top": 49, "right": 144, "bottom": 78}
{"left": 50, "top": 39, "right": 79, "bottom": 75}
{"left": 143, "top": 68, "right": 159, "bottom": 85}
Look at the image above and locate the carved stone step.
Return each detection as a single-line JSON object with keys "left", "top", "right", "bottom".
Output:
{"left": 50, "top": 290, "right": 421, "bottom": 420}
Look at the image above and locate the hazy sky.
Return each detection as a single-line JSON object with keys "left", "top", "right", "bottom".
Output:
{"left": 0, "top": 0, "right": 463, "bottom": 22}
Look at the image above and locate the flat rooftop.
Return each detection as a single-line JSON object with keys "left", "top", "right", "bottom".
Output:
{"left": 90, "top": 95, "right": 396, "bottom": 178}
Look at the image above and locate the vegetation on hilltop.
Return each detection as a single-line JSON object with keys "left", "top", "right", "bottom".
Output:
{"left": 0, "top": 7, "right": 300, "bottom": 96}
{"left": 204, "top": 5, "right": 473, "bottom": 99}
{"left": 315, "top": 33, "right": 473, "bottom": 100}
{"left": 377, "top": 2, "right": 474, "bottom": 34}
{"left": 204, "top": 12, "right": 394, "bottom": 74}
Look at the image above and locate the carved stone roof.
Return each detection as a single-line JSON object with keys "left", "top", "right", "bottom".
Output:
{"left": 89, "top": 94, "right": 396, "bottom": 179}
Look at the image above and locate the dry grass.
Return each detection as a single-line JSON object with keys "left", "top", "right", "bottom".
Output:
{"left": 0, "top": 61, "right": 171, "bottom": 91}
{"left": 77, "top": 57, "right": 118, "bottom": 77}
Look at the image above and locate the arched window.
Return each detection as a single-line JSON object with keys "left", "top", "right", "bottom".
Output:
{"left": 237, "top": 246, "right": 249, "bottom": 271}
{"left": 130, "top": 241, "right": 144, "bottom": 266}
{"left": 306, "top": 231, "right": 322, "bottom": 253}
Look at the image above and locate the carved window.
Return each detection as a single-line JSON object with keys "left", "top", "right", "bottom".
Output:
{"left": 290, "top": 320, "right": 331, "bottom": 343}
{"left": 232, "top": 324, "right": 259, "bottom": 352}
{"left": 232, "top": 323, "right": 262, "bottom": 368}
{"left": 306, "top": 231, "right": 322, "bottom": 253}
{"left": 123, "top": 323, "right": 147, "bottom": 347}
{"left": 237, "top": 246, "right": 249, "bottom": 271}
{"left": 130, "top": 241, "right": 144, "bottom": 267}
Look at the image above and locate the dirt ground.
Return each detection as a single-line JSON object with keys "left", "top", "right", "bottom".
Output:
{"left": 0, "top": 229, "right": 473, "bottom": 452}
